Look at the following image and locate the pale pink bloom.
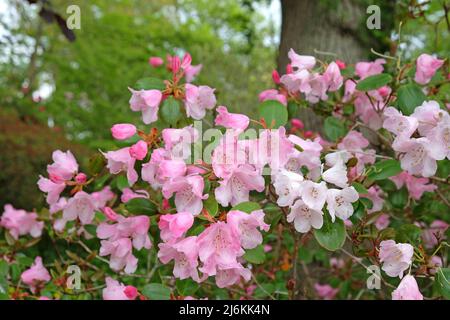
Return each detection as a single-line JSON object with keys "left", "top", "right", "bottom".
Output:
{"left": 46, "top": 150, "right": 79, "bottom": 182}
{"left": 158, "top": 211, "right": 194, "bottom": 242}
{"left": 0, "top": 204, "right": 44, "bottom": 240}
{"left": 184, "top": 64, "right": 203, "bottom": 82}
{"left": 110, "top": 123, "right": 136, "bottom": 140}
{"left": 103, "top": 277, "right": 136, "bottom": 300}
{"left": 128, "top": 88, "right": 162, "bottom": 124}
{"left": 102, "top": 207, "right": 119, "bottom": 221}
{"left": 227, "top": 209, "right": 269, "bottom": 249}
{"left": 184, "top": 84, "right": 216, "bottom": 120}
{"left": 375, "top": 214, "right": 390, "bottom": 230}
{"left": 49, "top": 197, "right": 67, "bottom": 215}
{"left": 338, "top": 130, "right": 369, "bottom": 151}
{"left": 288, "top": 49, "right": 316, "bottom": 70}
{"left": 121, "top": 188, "right": 149, "bottom": 203}
{"left": 280, "top": 70, "right": 311, "bottom": 94}
{"left": 99, "top": 238, "right": 137, "bottom": 274}
{"left": 162, "top": 126, "right": 199, "bottom": 160}
{"left": 264, "top": 245, "right": 272, "bottom": 252}
{"left": 288, "top": 135, "right": 323, "bottom": 172}
{"left": 326, "top": 187, "right": 359, "bottom": 221}
{"left": 322, "top": 159, "right": 348, "bottom": 188}
{"left": 215, "top": 264, "right": 251, "bottom": 288}
{"left": 361, "top": 186, "right": 384, "bottom": 213}
{"left": 304, "top": 73, "right": 328, "bottom": 103}
{"left": 392, "top": 275, "right": 423, "bottom": 300}
{"left": 148, "top": 56, "right": 164, "bottom": 67}
{"left": 390, "top": 171, "right": 437, "bottom": 200}
{"left": 272, "top": 170, "right": 304, "bottom": 207}
{"left": 343, "top": 79, "right": 356, "bottom": 103}
{"left": 211, "top": 133, "right": 249, "bottom": 179}
{"left": 330, "top": 257, "right": 345, "bottom": 269}
{"left": 287, "top": 199, "right": 323, "bottom": 233}
{"left": 323, "top": 62, "right": 343, "bottom": 91}
{"left": 197, "top": 222, "right": 244, "bottom": 276}
{"left": 215, "top": 106, "right": 250, "bottom": 131}
{"left": 394, "top": 137, "right": 438, "bottom": 177}
{"left": 162, "top": 175, "right": 207, "bottom": 215}
{"left": 300, "top": 181, "right": 328, "bottom": 212}
{"left": 354, "top": 94, "right": 383, "bottom": 130}
{"left": 422, "top": 220, "right": 448, "bottom": 249}
{"left": 63, "top": 191, "right": 96, "bottom": 225}
{"left": 314, "top": 283, "right": 339, "bottom": 300}
{"left": 142, "top": 157, "right": 187, "bottom": 190}
{"left": 411, "top": 100, "right": 446, "bottom": 136}
{"left": 21, "top": 256, "right": 51, "bottom": 293}
{"left": 129, "top": 140, "right": 148, "bottom": 160}
{"left": 158, "top": 236, "right": 201, "bottom": 282}
{"left": 91, "top": 186, "right": 115, "bottom": 208}
{"left": 102, "top": 147, "right": 138, "bottom": 186}
{"left": 427, "top": 119, "right": 450, "bottom": 160}
{"left": 215, "top": 165, "right": 265, "bottom": 207}
{"left": 414, "top": 53, "right": 444, "bottom": 85}
{"left": 37, "top": 176, "right": 65, "bottom": 205}
{"left": 383, "top": 107, "right": 418, "bottom": 139}
{"left": 258, "top": 127, "right": 294, "bottom": 171}
{"left": 355, "top": 59, "right": 385, "bottom": 79}
{"left": 258, "top": 89, "right": 287, "bottom": 106}
{"left": 379, "top": 240, "right": 413, "bottom": 278}
{"left": 429, "top": 255, "right": 443, "bottom": 274}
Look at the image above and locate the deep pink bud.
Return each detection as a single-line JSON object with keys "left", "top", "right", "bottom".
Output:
{"left": 129, "top": 140, "right": 148, "bottom": 160}
{"left": 304, "top": 130, "right": 313, "bottom": 138}
{"left": 149, "top": 56, "right": 164, "bottom": 67}
{"left": 291, "top": 118, "right": 304, "bottom": 129}
{"left": 75, "top": 173, "right": 87, "bottom": 184}
{"left": 102, "top": 207, "right": 118, "bottom": 221}
{"left": 123, "top": 286, "right": 138, "bottom": 300}
{"left": 111, "top": 124, "right": 136, "bottom": 140}
{"left": 162, "top": 198, "right": 171, "bottom": 210}
{"left": 286, "top": 63, "right": 293, "bottom": 74}
{"left": 378, "top": 86, "right": 390, "bottom": 97}
{"left": 335, "top": 60, "right": 346, "bottom": 70}
{"left": 181, "top": 53, "right": 192, "bottom": 69}
{"left": 272, "top": 70, "right": 281, "bottom": 84}
{"left": 171, "top": 56, "right": 181, "bottom": 74}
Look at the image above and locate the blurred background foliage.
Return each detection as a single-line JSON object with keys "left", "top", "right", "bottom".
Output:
{"left": 0, "top": 0, "right": 448, "bottom": 209}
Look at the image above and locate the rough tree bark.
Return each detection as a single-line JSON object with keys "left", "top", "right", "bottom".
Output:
{"left": 277, "top": 0, "right": 378, "bottom": 132}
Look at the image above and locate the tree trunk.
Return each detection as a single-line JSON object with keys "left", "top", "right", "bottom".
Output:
{"left": 277, "top": 0, "right": 370, "bottom": 132}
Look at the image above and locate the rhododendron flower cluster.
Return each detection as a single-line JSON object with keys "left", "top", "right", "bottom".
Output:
{"left": 1, "top": 49, "right": 448, "bottom": 301}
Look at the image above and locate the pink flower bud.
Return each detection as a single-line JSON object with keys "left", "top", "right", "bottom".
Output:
{"left": 102, "top": 207, "right": 118, "bottom": 221}
{"left": 171, "top": 56, "right": 181, "bottom": 74}
{"left": 123, "top": 286, "right": 138, "bottom": 300}
{"left": 291, "top": 118, "right": 304, "bottom": 129}
{"left": 377, "top": 86, "right": 390, "bottom": 97}
{"left": 335, "top": 59, "right": 346, "bottom": 70}
{"left": 272, "top": 70, "right": 281, "bottom": 84}
{"left": 149, "top": 56, "right": 164, "bottom": 67}
{"left": 304, "top": 130, "right": 313, "bottom": 138}
{"left": 181, "top": 53, "right": 192, "bottom": 69}
{"left": 286, "top": 63, "right": 293, "bottom": 74}
{"left": 111, "top": 124, "right": 136, "bottom": 140}
{"left": 129, "top": 140, "right": 148, "bottom": 160}
{"left": 75, "top": 173, "right": 87, "bottom": 184}
{"left": 162, "top": 198, "right": 171, "bottom": 210}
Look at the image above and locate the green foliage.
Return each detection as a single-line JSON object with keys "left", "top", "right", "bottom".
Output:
{"left": 396, "top": 84, "right": 426, "bottom": 115}
{"left": 314, "top": 213, "right": 346, "bottom": 251}
{"left": 323, "top": 117, "right": 347, "bottom": 142}
{"left": 142, "top": 283, "right": 171, "bottom": 300}
{"left": 243, "top": 245, "right": 266, "bottom": 264}
{"left": 125, "top": 198, "right": 157, "bottom": 215}
{"left": 258, "top": 100, "right": 288, "bottom": 128}
{"left": 356, "top": 74, "right": 392, "bottom": 91}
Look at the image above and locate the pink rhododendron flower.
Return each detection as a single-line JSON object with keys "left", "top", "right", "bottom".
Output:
{"left": 162, "top": 175, "right": 207, "bottom": 215}
{"left": 129, "top": 140, "right": 148, "bottom": 160}
{"left": 111, "top": 123, "right": 137, "bottom": 140}
{"left": 411, "top": 100, "right": 447, "bottom": 136}
{"left": 158, "top": 211, "right": 194, "bottom": 242}
{"left": 46, "top": 150, "right": 79, "bottom": 182}
{"left": 314, "top": 283, "right": 339, "bottom": 300}
{"left": 323, "top": 62, "right": 343, "bottom": 91}
{"left": 414, "top": 53, "right": 444, "bottom": 85}
{"left": 215, "top": 264, "right": 251, "bottom": 288}
{"left": 214, "top": 106, "right": 250, "bottom": 131}
{"left": 326, "top": 186, "right": 359, "bottom": 221}
{"left": 162, "top": 126, "right": 199, "bottom": 160}
{"left": 355, "top": 59, "right": 385, "bottom": 79}
{"left": 375, "top": 214, "right": 390, "bottom": 230}
{"left": 121, "top": 188, "right": 149, "bottom": 203}
{"left": 227, "top": 209, "right": 269, "bottom": 249}
{"left": 272, "top": 69, "right": 281, "bottom": 84}
{"left": 103, "top": 277, "right": 137, "bottom": 300}
{"left": 392, "top": 275, "right": 423, "bottom": 300}
{"left": 300, "top": 181, "right": 328, "bottom": 212}
{"left": 272, "top": 170, "right": 304, "bottom": 207}
{"left": 102, "top": 207, "right": 119, "bottom": 221}
{"left": 393, "top": 137, "right": 439, "bottom": 177}
{"left": 128, "top": 88, "right": 163, "bottom": 124}
{"left": 322, "top": 159, "right": 348, "bottom": 188}
{"left": 102, "top": 147, "right": 138, "bottom": 186}
{"left": 158, "top": 236, "right": 201, "bottom": 282}
{"left": 304, "top": 73, "right": 328, "bottom": 103}
{"left": 361, "top": 186, "right": 384, "bottom": 213}
{"left": 330, "top": 257, "right": 345, "bottom": 269}
{"left": 422, "top": 220, "right": 448, "bottom": 249}
{"left": 258, "top": 89, "right": 287, "bottom": 106}
{"left": 287, "top": 199, "right": 323, "bottom": 233}
{"left": 37, "top": 176, "right": 66, "bottom": 205}
{"left": 184, "top": 84, "right": 216, "bottom": 120}
{"left": 379, "top": 240, "right": 413, "bottom": 278}
{"left": 288, "top": 49, "right": 316, "bottom": 70}
{"left": 21, "top": 256, "right": 51, "bottom": 293}
{"left": 62, "top": 191, "right": 96, "bottom": 225}
{"left": 184, "top": 64, "right": 203, "bottom": 82}
{"left": 383, "top": 107, "right": 418, "bottom": 140}
{"left": 149, "top": 56, "right": 164, "bottom": 67}
{"left": 75, "top": 172, "right": 87, "bottom": 184}
{"left": 0, "top": 204, "right": 44, "bottom": 240}
{"left": 390, "top": 171, "right": 437, "bottom": 200}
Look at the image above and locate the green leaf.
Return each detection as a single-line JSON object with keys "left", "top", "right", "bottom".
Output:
{"left": 142, "top": 283, "right": 171, "bottom": 300}
{"left": 389, "top": 187, "right": 408, "bottom": 209}
{"left": 243, "top": 245, "right": 266, "bottom": 264}
{"left": 176, "top": 279, "right": 199, "bottom": 297}
{"left": 134, "top": 77, "right": 166, "bottom": 91}
{"left": 397, "top": 84, "right": 426, "bottom": 115}
{"left": 324, "top": 117, "right": 347, "bottom": 142}
{"left": 231, "top": 201, "right": 261, "bottom": 213}
{"left": 395, "top": 224, "right": 422, "bottom": 245}
{"left": 125, "top": 198, "right": 157, "bottom": 215}
{"left": 83, "top": 224, "right": 97, "bottom": 236}
{"left": 367, "top": 159, "right": 402, "bottom": 181}
{"left": 352, "top": 182, "right": 368, "bottom": 194}
{"left": 114, "top": 175, "right": 129, "bottom": 190}
{"left": 359, "top": 197, "right": 373, "bottom": 210}
{"left": 314, "top": 213, "right": 346, "bottom": 251}
{"left": 160, "top": 96, "right": 182, "bottom": 126}
{"left": 203, "top": 195, "right": 218, "bottom": 217}
{"left": 287, "top": 101, "right": 298, "bottom": 119}
{"left": 436, "top": 268, "right": 450, "bottom": 299}
{"left": 88, "top": 153, "right": 105, "bottom": 176}
{"left": 356, "top": 73, "right": 392, "bottom": 91}
{"left": 258, "top": 100, "right": 288, "bottom": 128}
